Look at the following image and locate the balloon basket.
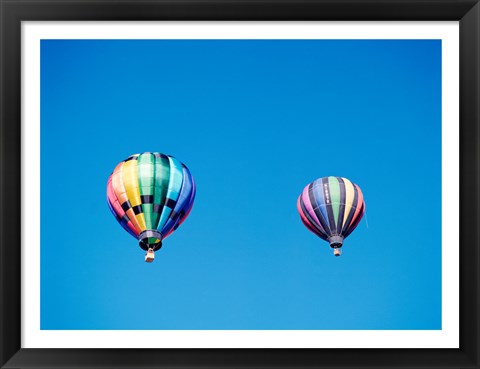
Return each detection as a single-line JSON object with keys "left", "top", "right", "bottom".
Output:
{"left": 145, "top": 248, "right": 155, "bottom": 263}
{"left": 333, "top": 248, "right": 342, "bottom": 257}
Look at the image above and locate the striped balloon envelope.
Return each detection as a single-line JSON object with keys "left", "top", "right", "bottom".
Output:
{"left": 107, "top": 152, "right": 195, "bottom": 262}
{"left": 297, "top": 176, "right": 365, "bottom": 257}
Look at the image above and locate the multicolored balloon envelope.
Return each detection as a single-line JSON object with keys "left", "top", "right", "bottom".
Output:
{"left": 107, "top": 152, "right": 195, "bottom": 262}
{"left": 297, "top": 176, "right": 365, "bottom": 257}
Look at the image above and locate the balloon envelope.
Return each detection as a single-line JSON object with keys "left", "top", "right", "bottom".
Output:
{"left": 297, "top": 176, "right": 365, "bottom": 255}
{"left": 107, "top": 152, "right": 195, "bottom": 254}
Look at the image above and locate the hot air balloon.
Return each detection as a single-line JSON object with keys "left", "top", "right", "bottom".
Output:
{"left": 297, "top": 176, "right": 365, "bottom": 257}
{"left": 107, "top": 152, "right": 195, "bottom": 262}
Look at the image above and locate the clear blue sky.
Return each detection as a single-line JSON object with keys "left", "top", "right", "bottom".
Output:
{"left": 40, "top": 39, "right": 441, "bottom": 330}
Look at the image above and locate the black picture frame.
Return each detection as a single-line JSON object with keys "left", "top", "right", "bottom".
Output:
{"left": 1, "top": 0, "right": 479, "bottom": 368}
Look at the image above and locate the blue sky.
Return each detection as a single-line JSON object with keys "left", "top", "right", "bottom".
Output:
{"left": 40, "top": 39, "right": 441, "bottom": 330}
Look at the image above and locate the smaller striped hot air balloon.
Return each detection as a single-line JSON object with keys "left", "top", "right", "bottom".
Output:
{"left": 107, "top": 152, "right": 195, "bottom": 262}
{"left": 297, "top": 176, "right": 365, "bottom": 257}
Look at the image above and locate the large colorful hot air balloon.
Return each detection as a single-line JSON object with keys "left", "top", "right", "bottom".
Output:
{"left": 107, "top": 152, "right": 195, "bottom": 262}
{"left": 297, "top": 176, "right": 365, "bottom": 257}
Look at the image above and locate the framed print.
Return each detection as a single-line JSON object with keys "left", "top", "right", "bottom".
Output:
{"left": 1, "top": 1, "right": 479, "bottom": 368}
